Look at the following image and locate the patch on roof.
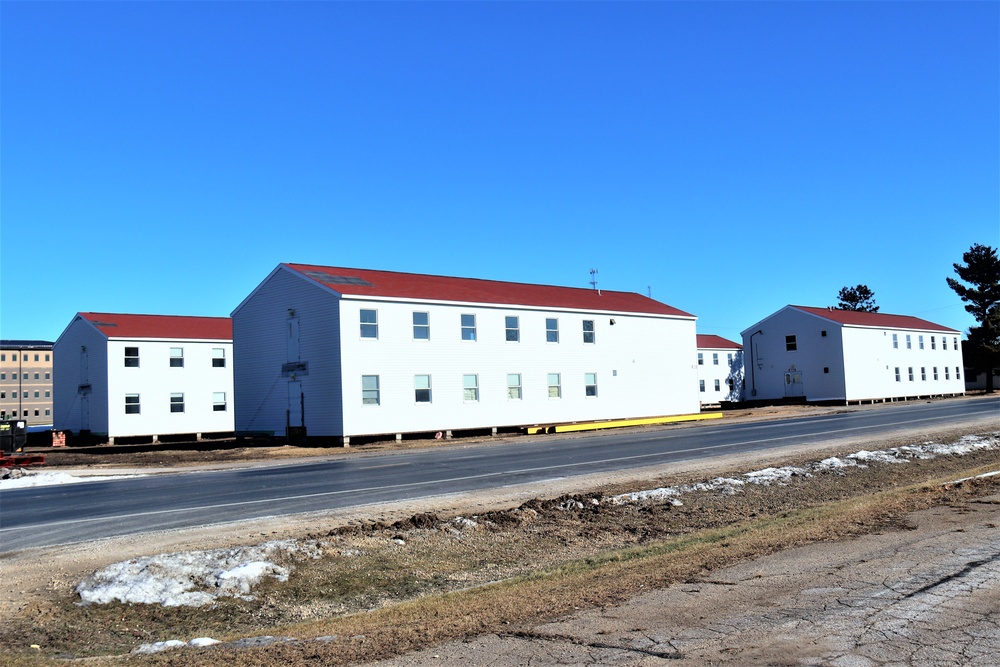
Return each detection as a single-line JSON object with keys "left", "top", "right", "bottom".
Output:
{"left": 300, "top": 271, "right": 374, "bottom": 288}
{"left": 90, "top": 321, "right": 119, "bottom": 327}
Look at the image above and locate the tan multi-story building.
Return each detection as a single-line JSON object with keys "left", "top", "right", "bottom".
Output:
{"left": 1, "top": 340, "right": 54, "bottom": 425}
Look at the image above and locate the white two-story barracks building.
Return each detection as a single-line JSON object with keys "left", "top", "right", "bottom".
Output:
{"left": 53, "top": 313, "right": 234, "bottom": 443}
{"left": 741, "top": 306, "right": 965, "bottom": 404}
{"left": 696, "top": 334, "right": 744, "bottom": 406}
{"left": 232, "top": 263, "right": 699, "bottom": 444}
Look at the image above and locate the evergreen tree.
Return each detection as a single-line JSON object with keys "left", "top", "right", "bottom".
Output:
{"left": 947, "top": 244, "right": 1000, "bottom": 392}
{"left": 835, "top": 285, "right": 879, "bottom": 312}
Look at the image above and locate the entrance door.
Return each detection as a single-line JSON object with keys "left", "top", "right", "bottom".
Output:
{"left": 287, "top": 381, "right": 303, "bottom": 428}
{"left": 784, "top": 371, "right": 804, "bottom": 397}
{"left": 79, "top": 348, "right": 91, "bottom": 432}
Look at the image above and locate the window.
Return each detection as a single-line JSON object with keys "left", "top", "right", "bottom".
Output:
{"left": 125, "top": 347, "right": 139, "bottom": 367}
{"left": 908, "top": 367, "right": 914, "bottom": 381}
{"left": 892, "top": 334, "right": 898, "bottom": 349}
{"left": 934, "top": 367, "right": 939, "bottom": 380}
{"left": 1, "top": 392, "right": 5, "bottom": 399}
{"left": 44, "top": 390, "right": 50, "bottom": 398}
{"left": 697, "top": 353, "right": 704, "bottom": 366}
{"left": 34, "top": 354, "right": 39, "bottom": 362}
{"left": 585, "top": 373, "right": 598, "bottom": 397}
{"left": 362, "top": 375, "right": 380, "bottom": 405}
{"left": 360, "top": 309, "right": 378, "bottom": 338}
{"left": 582, "top": 320, "right": 595, "bottom": 344}
{"left": 727, "top": 353, "right": 733, "bottom": 364}
{"left": 212, "top": 348, "right": 226, "bottom": 368}
{"left": 33, "top": 391, "right": 39, "bottom": 398}
{"left": 22, "top": 374, "right": 27, "bottom": 380}
{"left": 45, "top": 354, "right": 50, "bottom": 362}
{"left": 213, "top": 392, "right": 227, "bottom": 411}
{"left": 546, "top": 318, "right": 559, "bottom": 343}
{"left": 945, "top": 367, "right": 950, "bottom": 380}
{"left": 170, "top": 393, "right": 185, "bottom": 413}
{"left": 921, "top": 367, "right": 926, "bottom": 381}
{"left": 714, "top": 379, "right": 721, "bottom": 392}
{"left": 931, "top": 336, "right": 936, "bottom": 350}
{"left": 461, "top": 314, "right": 477, "bottom": 341}
{"left": 953, "top": 337, "right": 959, "bottom": 350}
{"left": 33, "top": 373, "right": 39, "bottom": 380}
{"left": 1, "top": 373, "right": 5, "bottom": 380}
{"left": 505, "top": 316, "right": 520, "bottom": 342}
{"left": 1, "top": 354, "right": 4, "bottom": 361}
{"left": 507, "top": 373, "right": 522, "bottom": 400}
{"left": 919, "top": 335, "right": 924, "bottom": 350}
{"left": 170, "top": 348, "right": 184, "bottom": 367}
{"left": 125, "top": 394, "right": 140, "bottom": 414}
{"left": 547, "top": 373, "right": 561, "bottom": 398}
{"left": 956, "top": 366, "right": 961, "bottom": 380}
{"left": 895, "top": 367, "right": 901, "bottom": 382}
{"left": 45, "top": 409, "right": 50, "bottom": 416}
{"left": 712, "top": 353, "right": 719, "bottom": 366}
{"left": 463, "top": 374, "right": 479, "bottom": 402}
{"left": 699, "top": 379, "right": 706, "bottom": 392}
{"left": 785, "top": 335, "right": 797, "bottom": 351}
{"left": 413, "top": 312, "right": 430, "bottom": 340}
{"left": 22, "top": 392, "right": 27, "bottom": 398}
{"left": 34, "top": 410, "right": 39, "bottom": 417}
{"left": 414, "top": 375, "right": 432, "bottom": 403}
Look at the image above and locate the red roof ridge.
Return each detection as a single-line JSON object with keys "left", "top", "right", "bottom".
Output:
{"left": 790, "top": 305, "right": 959, "bottom": 333}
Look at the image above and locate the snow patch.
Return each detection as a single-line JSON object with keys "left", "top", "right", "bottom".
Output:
{"left": 0, "top": 471, "right": 145, "bottom": 489}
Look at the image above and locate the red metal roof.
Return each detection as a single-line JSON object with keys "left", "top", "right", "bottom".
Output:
{"left": 283, "top": 264, "right": 694, "bottom": 317}
{"left": 78, "top": 313, "right": 233, "bottom": 340}
{"left": 697, "top": 334, "right": 742, "bottom": 349}
{"left": 792, "top": 306, "right": 958, "bottom": 333}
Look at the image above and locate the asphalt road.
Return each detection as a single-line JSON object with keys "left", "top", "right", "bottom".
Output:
{"left": 2, "top": 397, "right": 997, "bottom": 552}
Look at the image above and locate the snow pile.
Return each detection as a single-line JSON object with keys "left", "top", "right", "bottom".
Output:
{"left": 0, "top": 471, "right": 145, "bottom": 489}
{"left": 610, "top": 433, "right": 999, "bottom": 506}
{"left": 77, "top": 540, "right": 323, "bottom": 607}
{"left": 134, "top": 637, "right": 221, "bottom": 654}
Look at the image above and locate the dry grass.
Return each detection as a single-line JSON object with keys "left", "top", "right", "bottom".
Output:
{"left": 3, "top": 440, "right": 998, "bottom": 666}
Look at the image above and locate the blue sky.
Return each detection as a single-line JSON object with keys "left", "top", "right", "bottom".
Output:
{"left": 2, "top": 1, "right": 997, "bottom": 343}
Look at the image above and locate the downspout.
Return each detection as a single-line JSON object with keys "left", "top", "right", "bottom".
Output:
{"left": 749, "top": 330, "right": 763, "bottom": 397}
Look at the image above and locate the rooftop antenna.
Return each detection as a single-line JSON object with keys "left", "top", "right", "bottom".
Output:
{"left": 589, "top": 268, "right": 600, "bottom": 295}
{"left": 647, "top": 285, "right": 652, "bottom": 299}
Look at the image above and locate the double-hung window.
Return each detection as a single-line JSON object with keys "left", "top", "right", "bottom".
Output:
{"left": 461, "top": 314, "right": 477, "bottom": 341}
{"left": 918, "top": 335, "right": 924, "bottom": 350}
{"left": 212, "top": 348, "right": 226, "bottom": 367}
{"left": 892, "top": 334, "right": 898, "bottom": 349}
{"left": 546, "top": 318, "right": 559, "bottom": 343}
{"left": 585, "top": 373, "right": 598, "bottom": 397}
{"left": 360, "top": 309, "right": 378, "bottom": 338}
{"left": 505, "top": 316, "right": 520, "bottom": 342}
{"left": 170, "top": 393, "right": 185, "bottom": 412}
{"left": 362, "top": 375, "right": 380, "bottom": 405}
{"left": 908, "top": 367, "right": 914, "bottom": 381}
{"left": 125, "top": 394, "right": 140, "bottom": 414}
{"left": 582, "top": 320, "right": 595, "bottom": 344}
{"left": 714, "top": 379, "right": 721, "bottom": 391}
{"left": 124, "top": 347, "right": 140, "bottom": 367}
{"left": 463, "top": 374, "right": 479, "bottom": 402}
{"left": 700, "top": 379, "right": 706, "bottom": 392}
{"left": 170, "top": 348, "right": 184, "bottom": 368}
{"left": 507, "top": 373, "right": 522, "bottom": 400}
{"left": 547, "top": 373, "right": 561, "bottom": 398}
{"left": 414, "top": 375, "right": 432, "bottom": 403}
{"left": 213, "top": 392, "right": 227, "bottom": 411}
{"left": 712, "top": 353, "right": 719, "bottom": 365}
{"left": 413, "top": 312, "right": 430, "bottom": 340}
{"left": 906, "top": 335, "right": 912, "bottom": 349}
{"left": 785, "top": 335, "right": 797, "bottom": 351}
{"left": 894, "top": 367, "right": 901, "bottom": 382}
{"left": 697, "top": 353, "right": 704, "bottom": 366}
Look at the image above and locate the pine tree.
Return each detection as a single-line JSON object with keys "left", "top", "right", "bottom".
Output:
{"left": 835, "top": 285, "right": 879, "bottom": 312}
{"left": 947, "top": 244, "right": 1000, "bottom": 392}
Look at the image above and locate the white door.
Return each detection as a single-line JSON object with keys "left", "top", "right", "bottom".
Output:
{"left": 784, "top": 371, "right": 804, "bottom": 397}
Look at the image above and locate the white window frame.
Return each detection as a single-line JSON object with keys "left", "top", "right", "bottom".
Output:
{"left": 360, "top": 309, "right": 378, "bottom": 339}
{"left": 362, "top": 375, "right": 380, "bottom": 405}
{"left": 125, "top": 347, "right": 140, "bottom": 367}
{"left": 170, "top": 392, "right": 185, "bottom": 413}
{"left": 700, "top": 379, "right": 706, "bottom": 392}
{"left": 582, "top": 320, "right": 596, "bottom": 344}
{"left": 170, "top": 347, "right": 184, "bottom": 368}
{"left": 213, "top": 392, "right": 227, "bottom": 411}
{"left": 894, "top": 367, "right": 901, "bottom": 382}
{"left": 712, "top": 353, "right": 719, "bottom": 366}
{"left": 585, "top": 372, "right": 598, "bottom": 397}
{"left": 461, "top": 313, "right": 476, "bottom": 341}
{"left": 547, "top": 373, "right": 561, "bottom": 399}
{"left": 125, "top": 394, "right": 140, "bottom": 414}
{"left": 505, "top": 316, "right": 520, "bottom": 342}
{"left": 892, "top": 334, "right": 898, "bottom": 349}
{"left": 212, "top": 348, "right": 226, "bottom": 368}
{"left": 697, "top": 353, "right": 704, "bottom": 366}
{"left": 507, "top": 373, "right": 522, "bottom": 400}
{"left": 414, "top": 374, "right": 432, "bottom": 403}
{"left": 463, "top": 374, "right": 479, "bottom": 402}
{"left": 413, "top": 312, "right": 430, "bottom": 340}
{"left": 546, "top": 318, "right": 559, "bottom": 343}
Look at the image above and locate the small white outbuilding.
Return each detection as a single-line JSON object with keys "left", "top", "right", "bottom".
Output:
{"left": 741, "top": 306, "right": 965, "bottom": 404}
{"left": 53, "top": 313, "right": 234, "bottom": 443}
{"left": 231, "top": 263, "right": 700, "bottom": 444}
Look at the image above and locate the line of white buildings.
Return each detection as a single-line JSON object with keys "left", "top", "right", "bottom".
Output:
{"left": 51, "top": 263, "right": 966, "bottom": 445}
